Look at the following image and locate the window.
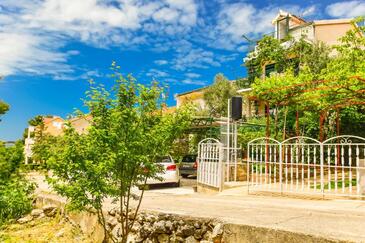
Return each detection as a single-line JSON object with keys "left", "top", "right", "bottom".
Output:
{"left": 265, "top": 64, "right": 276, "bottom": 77}
{"left": 276, "top": 17, "right": 289, "bottom": 40}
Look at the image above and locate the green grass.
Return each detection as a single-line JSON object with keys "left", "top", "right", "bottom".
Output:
{"left": 313, "top": 179, "right": 357, "bottom": 189}
{"left": 0, "top": 216, "right": 88, "bottom": 243}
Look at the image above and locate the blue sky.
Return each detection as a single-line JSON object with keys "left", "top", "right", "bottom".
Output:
{"left": 0, "top": 0, "right": 364, "bottom": 141}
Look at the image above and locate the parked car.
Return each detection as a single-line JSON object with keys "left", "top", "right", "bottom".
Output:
{"left": 145, "top": 155, "right": 180, "bottom": 187}
{"left": 180, "top": 154, "right": 198, "bottom": 178}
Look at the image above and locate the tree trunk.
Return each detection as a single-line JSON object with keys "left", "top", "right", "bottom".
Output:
{"left": 265, "top": 102, "right": 270, "bottom": 138}
{"left": 274, "top": 105, "right": 279, "bottom": 139}
{"left": 296, "top": 110, "right": 300, "bottom": 137}
{"left": 282, "top": 107, "right": 288, "bottom": 141}
{"left": 319, "top": 111, "right": 327, "bottom": 142}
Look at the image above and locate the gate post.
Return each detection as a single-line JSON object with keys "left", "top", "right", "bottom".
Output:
{"left": 247, "top": 144, "right": 251, "bottom": 194}
{"left": 279, "top": 142, "right": 283, "bottom": 194}
{"left": 320, "top": 142, "right": 325, "bottom": 197}
{"left": 219, "top": 142, "right": 224, "bottom": 192}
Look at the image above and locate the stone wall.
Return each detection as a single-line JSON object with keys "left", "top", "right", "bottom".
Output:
{"left": 35, "top": 194, "right": 345, "bottom": 243}
{"left": 35, "top": 195, "right": 222, "bottom": 243}
{"left": 106, "top": 207, "right": 223, "bottom": 243}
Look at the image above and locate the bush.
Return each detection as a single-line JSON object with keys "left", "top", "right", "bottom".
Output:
{"left": 0, "top": 141, "right": 35, "bottom": 225}
{"left": 0, "top": 178, "right": 35, "bottom": 225}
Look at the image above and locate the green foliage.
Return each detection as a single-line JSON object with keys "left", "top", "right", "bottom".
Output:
{"left": 245, "top": 35, "right": 285, "bottom": 78}
{"left": 28, "top": 115, "right": 44, "bottom": 127}
{"left": 47, "top": 65, "right": 193, "bottom": 242}
{"left": 291, "top": 40, "right": 331, "bottom": 78}
{"left": 31, "top": 134, "right": 60, "bottom": 166}
{"left": 0, "top": 177, "right": 35, "bottom": 225}
{"left": 0, "top": 101, "right": 9, "bottom": 122}
{"left": 238, "top": 117, "right": 266, "bottom": 151}
{"left": 0, "top": 141, "right": 24, "bottom": 179}
{"left": 203, "top": 73, "right": 238, "bottom": 117}
{"left": 247, "top": 19, "right": 365, "bottom": 140}
{"left": 0, "top": 141, "right": 35, "bottom": 225}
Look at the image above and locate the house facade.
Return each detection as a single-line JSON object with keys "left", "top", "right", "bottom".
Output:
{"left": 69, "top": 115, "right": 92, "bottom": 134}
{"left": 24, "top": 116, "right": 65, "bottom": 164}
{"left": 173, "top": 11, "right": 360, "bottom": 119}
{"left": 241, "top": 10, "right": 361, "bottom": 118}
{"left": 24, "top": 115, "right": 93, "bottom": 164}
{"left": 175, "top": 87, "right": 207, "bottom": 110}
{"left": 254, "top": 10, "right": 357, "bottom": 77}
{"left": 41, "top": 116, "right": 65, "bottom": 136}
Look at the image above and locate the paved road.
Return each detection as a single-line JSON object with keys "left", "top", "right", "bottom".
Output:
{"left": 180, "top": 177, "right": 197, "bottom": 187}
{"left": 30, "top": 172, "right": 365, "bottom": 242}
{"left": 137, "top": 187, "right": 365, "bottom": 242}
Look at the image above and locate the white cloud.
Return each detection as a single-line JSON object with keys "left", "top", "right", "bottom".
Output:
{"left": 302, "top": 5, "right": 317, "bottom": 17}
{"left": 181, "top": 78, "right": 206, "bottom": 86}
{"left": 24, "top": 0, "right": 141, "bottom": 29}
{"left": 53, "top": 69, "right": 103, "bottom": 81}
{"left": 154, "top": 60, "right": 168, "bottom": 65}
{"left": 185, "top": 72, "right": 201, "bottom": 78}
{"left": 66, "top": 50, "right": 80, "bottom": 56}
{"left": 203, "top": 3, "right": 319, "bottom": 51}
{"left": 214, "top": 3, "right": 274, "bottom": 47}
{"left": 326, "top": 1, "right": 365, "bottom": 18}
{"left": 153, "top": 7, "right": 180, "bottom": 22}
{"left": 0, "top": 0, "right": 330, "bottom": 81}
{"left": 172, "top": 48, "right": 221, "bottom": 71}
{"left": 0, "top": 0, "right": 199, "bottom": 78}
{"left": 217, "top": 53, "right": 239, "bottom": 63}
{"left": 146, "top": 68, "right": 169, "bottom": 78}
{"left": 0, "top": 32, "right": 72, "bottom": 76}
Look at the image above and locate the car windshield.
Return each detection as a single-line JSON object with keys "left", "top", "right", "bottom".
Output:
{"left": 155, "top": 156, "right": 172, "bottom": 163}
{"left": 182, "top": 155, "right": 197, "bottom": 163}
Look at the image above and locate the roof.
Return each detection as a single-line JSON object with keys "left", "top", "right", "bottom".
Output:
{"left": 69, "top": 114, "right": 92, "bottom": 123}
{"left": 175, "top": 86, "right": 208, "bottom": 97}
{"left": 271, "top": 10, "right": 306, "bottom": 25}
{"left": 313, "top": 19, "right": 352, "bottom": 25}
{"left": 43, "top": 116, "right": 64, "bottom": 124}
{"left": 175, "top": 79, "right": 243, "bottom": 97}
{"left": 162, "top": 106, "right": 176, "bottom": 114}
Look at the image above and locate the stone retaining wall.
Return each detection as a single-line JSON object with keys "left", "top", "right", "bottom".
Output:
{"left": 106, "top": 207, "right": 222, "bottom": 242}
{"left": 35, "top": 194, "right": 348, "bottom": 243}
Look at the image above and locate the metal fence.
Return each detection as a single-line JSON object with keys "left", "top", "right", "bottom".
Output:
{"left": 197, "top": 138, "right": 224, "bottom": 191}
{"left": 247, "top": 135, "right": 365, "bottom": 198}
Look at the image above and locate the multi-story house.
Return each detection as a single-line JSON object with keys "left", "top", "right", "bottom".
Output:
{"left": 69, "top": 115, "right": 92, "bottom": 135}
{"left": 173, "top": 11, "right": 363, "bottom": 120}
{"left": 24, "top": 116, "right": 65, "bottom": 164}
{"left": 24, "top": 115, "right": 93, "bottom": 164}
{"left": 175, "top": 87, "right": 207, "bottom": 110}
{"left": 242, "top": 10, "right": 362, "bottom": 117}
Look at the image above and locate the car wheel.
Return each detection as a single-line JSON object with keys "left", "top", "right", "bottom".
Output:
{"left": 173, "top": 180, "right": 180, "bottom": 187}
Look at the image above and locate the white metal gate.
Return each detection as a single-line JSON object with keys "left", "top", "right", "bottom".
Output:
{"left": 197, "top": 138, "right": 224, "bottom": 191}
{"left": 247, "top": 135, "right": 365, "bottom": 198}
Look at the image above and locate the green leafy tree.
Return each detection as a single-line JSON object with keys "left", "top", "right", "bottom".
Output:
{"left": 0, "top": 141, "right": 35, "bottom": 225}
{"left": 47, "top": 66, "right": 192, "bottom": 242}
{"left": 0, "top": 101, "right": 9, "bottom": 122}
{"left": 28, "top": 115, "right": 44, "bottom": 127}
{"left": 31, "top": 134, "right": 59, "bottom": 166}
{"left": 203, "top": 73, "right": 238, "bottom": 117}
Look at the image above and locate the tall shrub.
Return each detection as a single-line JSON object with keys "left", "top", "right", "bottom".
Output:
{"left": 47, "top": 65, "right": 192, "bottom": 242}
